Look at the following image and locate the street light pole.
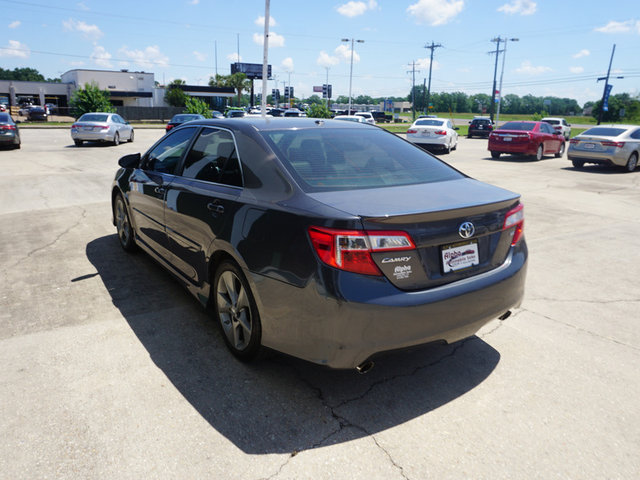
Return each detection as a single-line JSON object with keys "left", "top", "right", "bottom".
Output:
{"left": 342, "top": 38, "right": 364, "bottom": 114}
{"left": 496, "top": 37, "right": 518, "bottom": 123}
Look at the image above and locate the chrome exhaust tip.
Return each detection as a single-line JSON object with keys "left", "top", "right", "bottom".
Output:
{"left": 356, "top": 360, "right": 374, "bottom": 374}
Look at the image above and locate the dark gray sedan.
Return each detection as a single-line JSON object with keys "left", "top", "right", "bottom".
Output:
{"left": 112, "top": 118, "right": 527, "bottom": 371}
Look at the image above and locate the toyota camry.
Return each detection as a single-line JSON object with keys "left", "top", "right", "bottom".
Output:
{"left": 112, "top": 118, "right": 527, "bottom": 371}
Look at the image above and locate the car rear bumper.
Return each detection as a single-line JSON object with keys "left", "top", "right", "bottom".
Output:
{"left": 407, "top": 136, "right": 450, "bottom": 148}
{"left": 568, "top": 149, "right": 627, "bottom": 167}
{"left": 488, "top": 142, "right": 535, "bottom": 155}
{"left": 71, "top": 131, "right": 113, "bottom": 142}
{"left": 252, "top": 242, "right": 527, "bottom": 369}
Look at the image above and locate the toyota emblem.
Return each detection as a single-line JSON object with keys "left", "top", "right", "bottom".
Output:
{"left": 459, "top": 222, "right": 475, "bottom": 239}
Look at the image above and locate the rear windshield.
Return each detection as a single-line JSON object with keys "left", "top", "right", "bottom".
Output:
{"left": 261, "top": 128, "right": 462, "bottom": 192}
{"left": 172, "top": 114, "right": 201, "bottom": 122}
{"left": 542, "top": 119, "right": 559, "bottom": 125}
{"left": 415, "top": 119, "right": 445, "bottom": 126}
{"left": 79, "top": 114, "right": 109, "bottom": 122}
{"left": 0, "top": 113, "right": 11, "bottom": 122}
{"left": 500, "top": 122, "right": 535, "bottom": 131}
{"left": 582, "top": 127, "right": 627, "bottom": 137}
{"left": 472, "top": 119, "right": 491, "bottom": 125}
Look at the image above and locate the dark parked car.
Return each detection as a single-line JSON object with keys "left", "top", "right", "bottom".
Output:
{"left": 28, "top": 106, "right": 48, "bottom": 121}
{"left": 468, "top": 117, "right": 494, "bottom": 138}
{"left": 488, "top": 121, "right": 565, "bottom": 160}
{"left": 112, "top": 118, "right": 527, "bottom": 370}
{"left": 165, "top": 114, "right": 206, "bottom": 132}
{"left": 0, "top": 113, "right": 20, "bottom": 149}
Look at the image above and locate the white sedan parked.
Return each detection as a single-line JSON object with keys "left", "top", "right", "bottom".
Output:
{"left": 71, "top": 112, "right": 134, "bottom": 147}
{"left": 406, "top": 117, "right": 459, "bottom": 154}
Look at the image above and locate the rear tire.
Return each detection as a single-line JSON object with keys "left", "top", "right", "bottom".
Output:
{"left": 554, "top": 142, "right": 565, "bottom": 158}
{"left": 128, "top": 130, "right": 134, "bottom": 143}
{"left": 490, "top": 151, "right": 501, "bottom": 159}
{"left": 213, "top": 260, "right": 262, "bottom": 361}
{"left": 535, "top": 144, "right": 543, "bottom": 161}
{"left": 74, "top": 140, "right": 83, "bottom": 147}
{"left": 572, "top": 159, "right": 584, "bottom": 169}
{"left": 625, "top": 152, "right": 638, "bottom": 172}
{"left": 113, "top": 132, "right": 120, "bottom": 146}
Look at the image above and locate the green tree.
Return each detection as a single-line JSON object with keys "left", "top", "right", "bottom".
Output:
{"left": 226, "top": 72, "right": 250, "bottom": 107}
{"left": 305, "top": 94, "right": 323, "bottom": 105}
{"left": 164, "top": 79, "right": 188, "bottom": 107}
{"left": 70, "top": 82, "right": 114, "bottom": 118}
{"left": 307, "top": 103, "right": 332, "bottom": 118}
{"left": 0, "top": 67, "right": 45, "bottom": 81}
{"left": 184, "top": 96, "right": 212, "bottom": 117}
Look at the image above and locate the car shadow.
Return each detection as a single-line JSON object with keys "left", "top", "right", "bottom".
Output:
{"left": 85, "top": 234, "right": 501, "bottom": 454}
{"left": 560, "top": 165, "right": 629, "bottom": 175}
{"left": 64, "top": 142, "right": 118, "bottom": 148}
{"left": 484, "top": 154, "right": 554, "bottom": 162}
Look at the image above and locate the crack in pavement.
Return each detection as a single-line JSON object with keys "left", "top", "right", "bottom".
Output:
{"left": 7, "top": 207, "right": 88, "bottom": 270}
{"left": 263, "top": 323, "right": 510, "bottom": 480}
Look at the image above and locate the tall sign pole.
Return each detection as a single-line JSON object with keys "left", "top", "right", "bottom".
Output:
{"left": 261, "top": 0, "right": 270, "bottom": 116}
{"left": 597, "top": 44, "right": 616, "bottom": 125}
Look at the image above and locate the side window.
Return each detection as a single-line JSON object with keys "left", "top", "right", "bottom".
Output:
{"left": 181, "top": 128, "right": 243, "bottom": 187}
{"left": 541, "top": 123, "right": 552, "bottom": 134}
{"left": 630, "top": 129, "right": 640, "bottom": 140}
{"left": 143, "top": 127, "right": 196, "bottom": 175}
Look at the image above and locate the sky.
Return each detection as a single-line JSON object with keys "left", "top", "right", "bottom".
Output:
{"left": 1, "top": 0, "right": 639, "bottom": 107}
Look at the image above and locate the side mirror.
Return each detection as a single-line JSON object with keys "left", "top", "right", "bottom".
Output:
{"left": 454, "top": 127, "right": 460, "bottom": 130}
{"left": 118, "top": 152, "right": 141, "bottom": 168}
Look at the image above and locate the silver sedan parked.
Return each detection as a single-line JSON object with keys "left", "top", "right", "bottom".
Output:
{"left": 71, "top": 112, "right": 134, "bottom": 146}
{"left": 568, "top": 125, "right": 640, "bottom": 172}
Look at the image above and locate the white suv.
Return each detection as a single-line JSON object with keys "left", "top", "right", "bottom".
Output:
{"left": 354, "top": 112, "right": 376, "bottom": 125}
{"left": 541, "top": 117, "right": 571, "bottom": 140}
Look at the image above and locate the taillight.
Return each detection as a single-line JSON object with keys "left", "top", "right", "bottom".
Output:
{"left": 434, "top": 130, "right": 447, "bottom": 135}
{"left": 569, "top": 138, "right": 579, "bottom": 144}
{"left": 601, "top": 141, "right": 625, "bottom": 148}
{"left": 503, "top": 204, "right": 524, "bottom": 246}
{"left": 71, "top": 123, "right": 80, "bottom": 129}
{"left": 308, "top": 226, "right": 415, "bottom": 276}
{"left": 407, "top": 129, "right": 417, "bottom": 134}
{"left": 166, "top": 124, "right": 174, "bottom": 131}
{"left": 0, "top": 125, "right": 16, "bottom": 130}
{"left": 99, "top": 125, "right": 109, "bottom": 130}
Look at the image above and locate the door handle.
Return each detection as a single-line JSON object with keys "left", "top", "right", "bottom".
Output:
{"left": 207, "top": 202, "right": 224, "bottom": 214}
{"left": 154, "top": 187, "right": 165, "bottom": 195}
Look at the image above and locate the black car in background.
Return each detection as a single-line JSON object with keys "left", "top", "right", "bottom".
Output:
{"left": 112, "top": 118, "right": 527, "bottom": 371}
{"left": 165, "top": 114, "right": 206, "bottom": 132}
{"left": 0, "top": 112, "right": 20, "bottom": 149}
{"left": 468, "top": 117, "right": 494, "bottom": 138}
{"left": 28, "top": 106, "right": 48, "bottom": 122}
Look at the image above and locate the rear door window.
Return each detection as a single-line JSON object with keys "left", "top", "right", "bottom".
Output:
{"left": 181, "top": 128, "right": 243, "bottom": 187}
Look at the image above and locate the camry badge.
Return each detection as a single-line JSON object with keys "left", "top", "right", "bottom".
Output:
{"left": 459, "top": 222, "right": 475, "bottom": 239}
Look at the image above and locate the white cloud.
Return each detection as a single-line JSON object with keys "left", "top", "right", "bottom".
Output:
{"left": 63, "top": 18, "right": 103, "bottom": 40}
{"left": 76, "top": 2, "right": 89, "bottom": 10}
{"left": 569, "top": 66, "right": 584, "bottom": 74}
{"left": 193, "top": 51, "right": 206, "bottom": 62}
{"left": 317, "top": 51, "right": 340, "bottom": 67}
{"left": 337, "top": 0, "right": 377, "bottom": 17}
{"left": 416, "top": 58, "right": 440, "bottom": 71}
{"left": 253, "top": 31, "right": 285, "bottom": 47}
{"left": 407, "top": 0, "right": 464, "bottom": 26}
{"left": 8, "top": 20, "right": 20, "bottom": 29}
{"left": 595, "top": 19, "right": 640, "bottom": 34}
{"left": 572, "top": 49, "right": 590, "bottom": 58}
{"left": 254, "top": 15, "right": 276, "bottom": 27}
{"left": 497, "top": 0, "right": 537, "bottom": 15}
{"left": 335, "top": 43, "right": 359, "bottom": 63}
{"left": 227, "top": 53, "right": 241, "bottom": 62}
{"left": 515, "top": 60, "right": 551, "bottom": 75}
{"left": 281, "top": 57, "right": 294, "bottom": 72}
{"left": 118, "top": 45, "right": 169, "bottom": 69}
{"left": 90, "top": 46, "right": 112, "bottom": 68}
{"left": 0, "top": 40, "right": 29, "bottom": 58}
{"left": 189, "top": 0, "right": 199, "bottom": 4}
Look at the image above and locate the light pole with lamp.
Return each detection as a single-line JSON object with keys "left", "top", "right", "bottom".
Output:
{"left": 496, "top": 37, "right": 518, "bottom": 123}
{"left": 341, "top": 37, "right": 364, "bottom": 115}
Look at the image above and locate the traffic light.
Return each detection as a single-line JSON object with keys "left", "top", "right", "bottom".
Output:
{"left": 322, "top": 84, "right": 328, "bottom": 98}
{"left": 289, "top": 86, "right": 294, "bottom": 99}
{"left": 327, "top": 85, "right": 331, "bottom": 99}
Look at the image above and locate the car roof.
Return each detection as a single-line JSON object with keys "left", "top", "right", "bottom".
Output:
{"left": 175, "top": 117, "right": 376, "bottom": 132}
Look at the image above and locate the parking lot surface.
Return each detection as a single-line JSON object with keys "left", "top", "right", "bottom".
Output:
{"left": 1, "top": 128, "right": 639, "bottom": 479}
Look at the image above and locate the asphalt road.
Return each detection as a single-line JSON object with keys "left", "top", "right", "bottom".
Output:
{"left": 1, "top": 129, "right": 639, "bottom": 479}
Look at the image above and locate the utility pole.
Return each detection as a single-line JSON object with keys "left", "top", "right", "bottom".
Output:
{"left": 489, "top": 37, "right": 503, "bottom": 122}
{"left": 423, "top": 42, "right": 442, "bottom": 116}
{"left": 597, "top": 44, "right": 623, "bottom": 125}
{"left": 407, "top": 61, "right": 419, "bottom": 120}
{"left": 496, "top": 38, "right": 518, "bottom": 123}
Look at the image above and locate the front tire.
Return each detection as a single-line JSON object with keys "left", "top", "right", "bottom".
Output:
{"left": 214, "top": 261, "right": 262, "bottom": 361}
{"left": 625, "top": 152, "right": 638, "bottom": 172}
{"left": 554, "top": 142, "right": 565, "bottom": 158}
{"left": 114, "top": 193, "right": 137, "bottom": 252}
